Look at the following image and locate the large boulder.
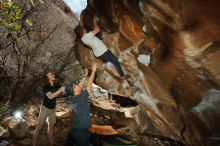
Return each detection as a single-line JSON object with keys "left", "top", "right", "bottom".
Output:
{"left": 74, "top": 0, "right": 220, "bottom": 145}
{"left": 0, "top": 126, "right": 10, "bottom": 139}
{"left": 3, "top": 117, "right": 29, "bottom": 139}
{"left": 0, "top": 0, "right": 80, "bottom": 102}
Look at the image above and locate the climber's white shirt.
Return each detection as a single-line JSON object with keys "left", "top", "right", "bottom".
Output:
{"left": 81, "top": 31, "right": 108, "bottom": 57}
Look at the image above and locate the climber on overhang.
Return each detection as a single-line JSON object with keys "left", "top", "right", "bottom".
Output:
{"left": 75, "top": 10, "right": 129, "bottom": 80}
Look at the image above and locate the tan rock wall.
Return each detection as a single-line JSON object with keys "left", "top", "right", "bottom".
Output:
{"left": 74, "top": 0, "right": 220, "bottom": 145}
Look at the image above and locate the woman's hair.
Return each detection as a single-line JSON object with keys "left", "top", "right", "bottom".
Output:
{"left": 72, "top": 79, "right": 81, "bottom": 96}
{"left": 42, "top": 72, "right": 50, "bottom": 85}
{"left": 81, "top": 9, "right": 95, "bottom": 32}
{"left": 75, "top": 25, "right": 84, "bottom": 38}
{"left": 41, "top": 71, "right": 55, "bottom": 85}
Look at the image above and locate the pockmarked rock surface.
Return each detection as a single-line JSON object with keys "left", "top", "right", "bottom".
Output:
{"left": 0, "top": 0, "right": 80, "bottom": 102}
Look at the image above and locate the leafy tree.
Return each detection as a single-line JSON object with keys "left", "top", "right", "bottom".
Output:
{"left": 0, "top": 0, "right": 43, "bottom": 37}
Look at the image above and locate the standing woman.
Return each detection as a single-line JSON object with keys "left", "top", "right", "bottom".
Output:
{"left": 32, "top": 72, "right": 65, "bottom": 146}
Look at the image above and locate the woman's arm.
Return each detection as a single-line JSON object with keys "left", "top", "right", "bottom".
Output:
{"left": 92, "top": 26, "right": 100, "bottom": 36}
{"left": 78, "top": 77, "right": 86, "bottom": 88}
{"left": 86, "top": 63, "right": 98, "bottom": 94}
{"left": 46, "top": 87, "right": 65, "bottom": 99}
{"left": 78, "top": 69, "right": 88, "bottom": 88}
{"left": 92, "top": 16, "right": 100, "bottom": 35}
